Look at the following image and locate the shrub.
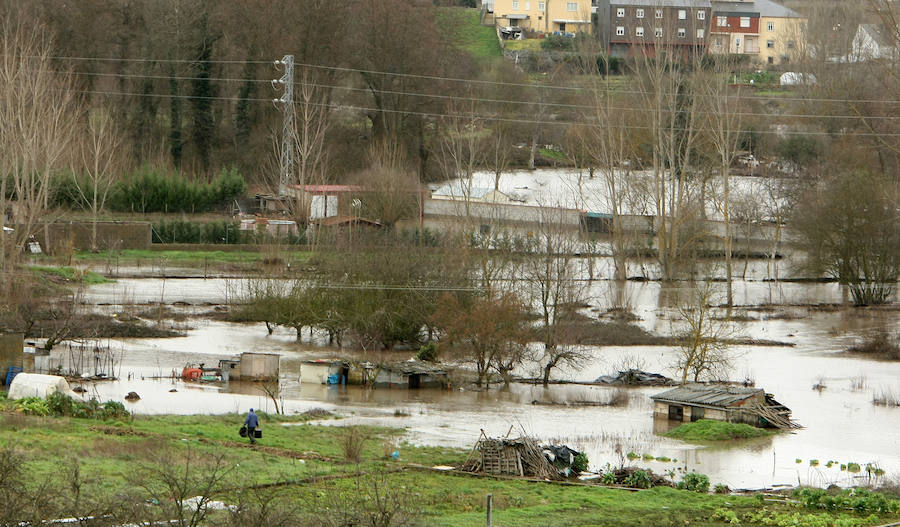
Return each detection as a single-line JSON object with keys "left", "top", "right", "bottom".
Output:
{"left": 340, "top": 426, "right": 368, "bottom": 463}
{"left": 415, "top": 342, "right": 437, "bottom": 362}
{"left": 678, "top": 472, "right": 710, "bottom": 493}
{"left": 46, "top": 392, "right": 78, "bottom": 416}
{"left": 624, "top": 469, "right": 651, "bottom": 489}
{"left": 152, "top": 219, "right": 243, "bottom": 244}
{"left": 571, "top": 452, "right": 589, "bottom": 475}
{"left": 16, "top": 397, "right": 50, "bottom": 416}
{"left": 713, "top": 483, "right": 730, "bottom": 494}
{"left": 108, "top": 166, "right": 246, "bottom": 213}
{"left": 540, "top": 34, "right": 574, "bottom": 51}
{"left": 601, "top": 472, "right": 616, "bottom": 485}
{"left": 101, "top": 400, "right": 129, "bottom": 420}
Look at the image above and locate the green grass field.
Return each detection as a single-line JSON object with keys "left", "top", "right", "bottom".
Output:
{"left": 28, "top": 265, "right": 112, "bottom": 284}
{"left": 665, "top": 419, "right": 775, "bottom": 441}
{"left": 0, "top": 396, "right": 896, "bottom": 526}
{"left": 436, "top": 7, "right": 502, "bottom": 60}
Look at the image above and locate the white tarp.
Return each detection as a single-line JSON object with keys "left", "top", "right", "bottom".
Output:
{"left": 8, "top": 373, "right": 77, "bottom": 400}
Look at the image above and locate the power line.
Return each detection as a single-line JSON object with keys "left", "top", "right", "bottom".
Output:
{"left": 67, "top": 88, "right": 900, "bottom": 137}
{"left": 19, "top": 53, "right": 900, "bottom": 106}
{"left": 51, "top": 68, "right": 900, "bottom": 121}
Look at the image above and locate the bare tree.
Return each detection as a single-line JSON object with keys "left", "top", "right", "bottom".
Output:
{"left": 701, "top": 57, "right": 745, "bottom": 309}
{"left": 0, "top": 12, "right": 80, "bottom": 272}
{"left": 132, "top": 447, "right": 235, "bottom": 527}
{"left": 630, "top": 32, "right": 705, "bottom": 280}
{"left": 75, "top": 110, "right": 125, "bottom": 252}
{"left": 524, "top": 208, "right": 591, "bottom": 387}
{"left": 673, "top": 285, "right": 736, "bottom": 384}
{"left": 438, "top": 95, "right": 486, "bottom": 225}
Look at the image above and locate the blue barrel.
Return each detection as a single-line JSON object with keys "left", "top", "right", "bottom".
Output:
{"left": 5, "top": 366, "right": 22, "bottom": 387}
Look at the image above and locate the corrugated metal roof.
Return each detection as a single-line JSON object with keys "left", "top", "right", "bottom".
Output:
{"left": 651, "top": 383, "right": 763, "bottom": 407}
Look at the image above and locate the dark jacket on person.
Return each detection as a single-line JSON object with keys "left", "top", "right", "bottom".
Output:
{"left": 244, "top": 410, "right": 259, "bottom": 428}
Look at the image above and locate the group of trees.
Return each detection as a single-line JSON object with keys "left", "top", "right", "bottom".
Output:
{"left": 237, "top": 218, "right": 591, "bottom": 387}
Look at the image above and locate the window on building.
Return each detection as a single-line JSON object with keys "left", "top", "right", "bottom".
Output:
{"left": 616, "top": 26, "right": 625, "bottom": 36}
{"left": 616, "top": 7, "right": 624, "bottom": 17}
{"left": 766, "top": 40, "right": 774, "bottom": 48}
{"left": 636, "top": 8, "right": 644, "bottom": 18}
{"left": 512, "top": 0, "right": 519, "bottom": 8}
{"left": 538, "top": 1, "right": 545, "bottom": 10}
{"left": 697, "top": 28, "right": 705, "bottom": 39}
{"left": 524, "top": 1, "right": 530, "bottom": 10}
{"left": 678, "top": 9, "right": 686, "bottom": 19}
{"left": 567, "top": 2, "right": 577, "bottom": 12}
{"left": 636, "top": 26, "right": 644, "bottom": 37}
{"left": 767, "top": 21, "right": 774, "bottom": 31}
{"left": 717, "top": 16, "right": 727, "bottom": 27}
{"left": 698, "top": 10, "right": 705, "bottom": 20}
{"left": 655, "top": 27, "right": 663, "bottom": 37}
{"left": 767, "top": 56, "right": 774, "bottom": 64}
{"left": 678, "top": 27, "right": 686, "bottom": 38}
{"left": 787, "top": 40, "right": 795, "bottom": 48}
{"left": 740, "top": 16, "right": 750, "bottom": 28}
{"left": 655, "top": 9, "right": 663, "bottom": 19}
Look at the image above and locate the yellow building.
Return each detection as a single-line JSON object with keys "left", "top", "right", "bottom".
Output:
{"left": 491, "top": 0, "right": 593, "bottom": 35}
{"left": 758, "top": 14, "right": 806, "bottom": 65}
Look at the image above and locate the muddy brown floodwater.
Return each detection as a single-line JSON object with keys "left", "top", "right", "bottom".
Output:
{"left": 66, "top": 275, "right": 900, "bottom": 490}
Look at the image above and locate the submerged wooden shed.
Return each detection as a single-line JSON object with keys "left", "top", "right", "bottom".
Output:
{"left": 651, "top": 384, "right": 797, "bottom": 429}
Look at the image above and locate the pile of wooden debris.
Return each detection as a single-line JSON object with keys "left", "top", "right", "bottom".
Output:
{"left": 458, "top": 430, "right": 582, "bottom": 480}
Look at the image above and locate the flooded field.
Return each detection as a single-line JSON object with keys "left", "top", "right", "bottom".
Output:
{"left": 62, "top": 270, "right": 900, "bottom": 491}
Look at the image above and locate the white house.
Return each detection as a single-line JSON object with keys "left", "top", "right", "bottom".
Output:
{"left": 851, "top": 24, "right": 898, "bottom": 62}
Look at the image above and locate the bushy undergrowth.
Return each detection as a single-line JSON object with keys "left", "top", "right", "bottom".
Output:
{"left": 665, "top": 419, "right": 774, "bottom": 441}
{"left": 678, "top": 472, "right": 711, "bottom": 493}
{"left": 19, "top": 392, "right": 130, "bottom": 420}
{"left": 152, "top": 219, "right": 243, "bottom": 244}
{"left": 847, "top": 331, "right": 900, "bottom": 361}
{"left": 794, "top": 488, "right": 898, "bottom": 514}
{"left": 54, "top": 166, "right": 246, "bottom": 214}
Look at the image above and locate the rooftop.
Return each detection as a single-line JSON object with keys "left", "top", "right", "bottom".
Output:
{"left": 651, "top": 383, "right": 764, "bottom": 407}
{"left": 711, "top": 0, "right": 802, "bottom": 18}
{"left": 608, "top": 0, "right": 711, "bottom": 7}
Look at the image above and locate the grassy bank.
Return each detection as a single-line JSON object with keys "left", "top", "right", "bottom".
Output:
{"left": 0, "top": 400, "right": 896, "bottom": 526}
{"left": 666, "top": 419, "right": 775, "bottom": 441}
{"left": 436, "top": 7, "right": 502, "bottom": 60}
{"left": 34, "top": 248, "right": 313, "bottom": 270}
{"left": 29, "top": 265, "right": 112, "bottom": 284}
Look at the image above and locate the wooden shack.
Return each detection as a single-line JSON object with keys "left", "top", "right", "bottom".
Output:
{"left": 217, "top": 352, "right": 279, "bottom": 382}
{"left": 651, "top": 384, "right": 796, "bottom": 429}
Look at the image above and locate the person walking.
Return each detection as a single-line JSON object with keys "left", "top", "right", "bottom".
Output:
{"left": 244, "top": 408, "right": 259, "bottom": 444}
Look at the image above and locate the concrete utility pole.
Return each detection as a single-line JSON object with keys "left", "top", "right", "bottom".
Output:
{"left": 273, "top": 54, "right": 294, "bottom": 196}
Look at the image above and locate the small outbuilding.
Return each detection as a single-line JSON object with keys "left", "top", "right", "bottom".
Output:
{"left": 362, "top": 360, "right": 449, "bottom": 388}
{"left": 300, "top": 360, "right": 350, "bottom": 385}
{"left": 651, "top": 383, "right": 796, "bottom": 429}
{"left": 217, "top": 352, "right": 279, "bottom": 382}
{"left": 8, "top": 373, "right": 78, "bottom": 400}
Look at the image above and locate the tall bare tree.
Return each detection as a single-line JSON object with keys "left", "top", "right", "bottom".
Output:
{"left": 701, "top": 57, "right": 745, "bottom": 309}
{"left": 631, "top": 32, "right": 705, "bottom": 280}
{"left": 0, "top": 12, "right": 80, "bottom": 272}
{"left": 524, "top": 207, "right": 591, "bottom": 387}
{"left": 75, "top": 109, "right": 125, "bottom": 252}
